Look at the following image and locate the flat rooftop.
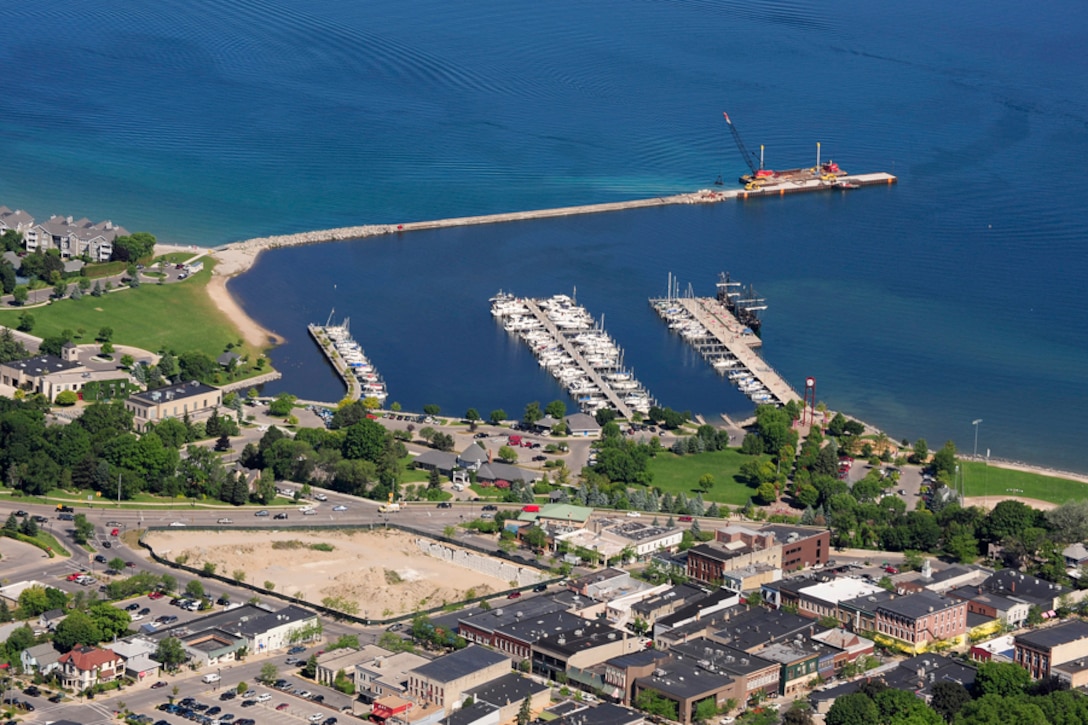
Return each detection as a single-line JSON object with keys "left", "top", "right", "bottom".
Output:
{"left": 800, "top": 578, "right": 883, "bottom": 604}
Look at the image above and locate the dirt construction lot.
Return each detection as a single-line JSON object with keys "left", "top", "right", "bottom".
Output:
{"left": 144, "top": 528, "right": 513, "bottom": 617}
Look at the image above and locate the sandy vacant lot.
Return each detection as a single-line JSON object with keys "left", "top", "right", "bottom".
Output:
{"left": 144, "top": 528, "right": 512, "bottom": 617}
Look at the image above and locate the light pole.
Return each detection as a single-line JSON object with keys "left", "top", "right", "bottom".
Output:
{"left": 972, "top": 419, "right": 983, "bottom": 459}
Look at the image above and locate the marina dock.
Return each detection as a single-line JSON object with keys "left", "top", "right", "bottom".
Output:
{"left": 651, "top": 280, "right": 800, "bottom": 406}
{"left": 491, "top": 293, "right": 654, "bottom": 419}
{"left": 308, "top": 318, "right": 388, "bottom": 404}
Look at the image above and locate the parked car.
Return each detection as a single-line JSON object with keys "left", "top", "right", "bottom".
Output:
{"left": 276, "top": 703, "right": 289, "bottom": 711}
{"left": 288, "top": 646, "right": 306, "bottom": 654}
{"left": 482, "top": 504, "right": 498, "bottom": 511}
{"left": 13, "top": 510, "right": 27, "bottom": 517}
{"left": 94, "top": 555, "right": 107, "bottom": 564}
{"left": 533, "top": 583, "right": 548, "bottom": 592}
{"left": 507, "top": 591, "right": 522, "bottom": 599}
{"left": 102, "top": 540, "right": 112, "bottom": 548}
{"left": 125, "top": 603, "right": 141, "bottom": 611}
{"left": 332, "top": 505, "right": 347, "bottom": 511}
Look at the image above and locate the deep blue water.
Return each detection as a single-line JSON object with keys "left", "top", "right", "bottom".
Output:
{"left": 2, "top": 0, "right": 1087, "bottom": 471}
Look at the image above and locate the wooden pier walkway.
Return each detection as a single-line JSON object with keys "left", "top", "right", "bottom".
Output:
{"left": 676, "top": 297, "right": 801, "bottom": 405}
{"left": 521, "top": 300, "right": 635, "bottom": 419}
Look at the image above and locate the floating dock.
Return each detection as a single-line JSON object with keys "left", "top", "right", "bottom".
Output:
{"left": 308, "top": 318, "right": 388, "bottom": 404}
{"left": 491, "top": 293, "right": 653, "bottom": 419}
{"left": 650, "top": 280, "right": 800, "bottom": 406}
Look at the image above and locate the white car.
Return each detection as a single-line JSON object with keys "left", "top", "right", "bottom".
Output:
{"left": 130, "top": 613, "right": 145, "bottom": 621}
{"left": 169, "top": 521, "right": 186, "bottom": 527}
{"left": 309, "top": 714, "right": 324, "bottom": 723}
{"left": 332, "top": 505, "right": 347, "bottom": 512}
{"left": 626, "top": 511, "right": 641, "bottom": 517}
{"left": 255, "top": 693, "right": 271, "bottom": 703}
{"left": 298, "top": 506, "right": 314, "bottom": 513}
{"left": 303, "top": 509, "right": 317, "bottom": 516}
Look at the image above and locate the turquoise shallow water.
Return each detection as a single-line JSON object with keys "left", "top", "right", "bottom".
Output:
{"left": 2, "top": 0, "right": 1087, "bottom": 471}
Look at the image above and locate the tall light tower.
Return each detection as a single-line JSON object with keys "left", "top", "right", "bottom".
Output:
{"left": 972, "top": 419, "right": 983, "bottom": 459}
{"left": 803, "top": 377, "right": 816, "bottom": 427}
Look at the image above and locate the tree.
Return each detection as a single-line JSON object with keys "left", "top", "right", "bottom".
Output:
{"left": 782, "top": 707, "right": 814, "bottom": 725}
{"left": 72, "top": 513, "right": 95, "bottom": 545}
{"left": 342, "top": 419, "right": 387, "bottom": 462}
{"left": 90, "top": 601, "right": 132, "bottom": 640}
{"left": 301, "top": 654, "right": 318, "bottom": 679}
{"left": 826, "top": 693, "right": 880, "bottom": 725}
{"left": 975, "top": 661, "right": 1031, "bottom": 698}
{"left": 912, "top": 438, "right": 929, "bottom": 464}
{"left": 16, "top": 312, "right": 34, "bottom": 332}
{"left": 97, "top": 326, "right": 113, "bottom": 342}
{"left": 517, "top": 696, "right": 533, "bottom": 725}
{"left": 108, "top": 557, "right": 125, "bottom": 572}
{"left": 423, "top": 404, "right": 441, "bottom": 416}
{"left": 523, "top": 401, "right": 543, "bottom": 425}
{"left": 259, "top": 663, "right": 278, "bottom": 684}
{"left": 52, "top": 610, "right": 102, "bottom": 652}
{"left": 929, "top": 681, "right": 971, "bottom": 722}
{"left": 185, "top": 580, "right": 205, "bottom": 599}
{"left": 111, "top": 232, "right": 156, "bottom": 262}
{"left": 755, "top": 481, "right": 777, "bottom": 505}
{"left": 489, "top": 409, "right": 506, "bottom": 425}
{"left": 983, "top": 500, "right": 1038, "bottom": 544}
{"left": 498, "top": 445, "right": 517, "bottom": 463}
{"left": 545, "top": 400, "right": 566, "bottom": 420}
{"left": 634, "top": 690, "right": 678, "bottom": 721}
{"left": 54, "top": 390, "right": 78, "bottom": 406}
{"left": 697, "top": 473, "right": 715, "bottom": 494}
{"left": 1044, "top": 500, "right": 1088, "bottom": 544}
{"left": 12, "top": 285, "right": 28, "bottom": 305}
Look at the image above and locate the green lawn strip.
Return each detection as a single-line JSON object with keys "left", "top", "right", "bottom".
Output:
{"left": 83, "top": 261, "right": 129, "bottom": 279}
{"left": 154, "top": 252, "right": 195, "bottom": 265}
{"left": 646, "top": 449, "right": 765, "bottom": 506}
{"left": 960, "top": 461, "right": 1088, "bottom": 504}
{"left": 0, "top": 260, "right": 260, "bottom": 359}
{"left": 2, "top": 489, "right": 296, "bottom": 510}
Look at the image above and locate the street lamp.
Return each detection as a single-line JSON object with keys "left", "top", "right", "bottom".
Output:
{"left": 972, "top": 419, "right": 983, "bottom": 459}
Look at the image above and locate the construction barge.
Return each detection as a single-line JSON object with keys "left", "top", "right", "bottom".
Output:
{"left": 650, "top": 273, "right": 800, "bottom": 406}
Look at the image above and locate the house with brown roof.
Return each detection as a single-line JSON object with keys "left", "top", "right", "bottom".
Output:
{"left": 57, "top": 645, "right": 123, "bottom": 690}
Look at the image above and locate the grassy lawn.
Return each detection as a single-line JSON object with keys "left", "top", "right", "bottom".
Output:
{"left": 646, "top": 448, "right": 765, "bottom": 505}
{"left": 960, "top": 461, "right": 1088, "bottom": 505}
{"left": 3, "top": 488, "right": 297, "bottom": 511}
{"left": 0, "top": 259, "right": 260, "bottom": 358}
{"left": 154, "top": 252, "right": 196, "bottom": 264}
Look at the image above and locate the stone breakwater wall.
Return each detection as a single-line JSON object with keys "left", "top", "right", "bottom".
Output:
{"left": 220, "top": 224, "right": 394, "bottom": 254}
{"left": 416, "top": 539, "right": 544, "bottom": 586}
{"left": 218, "top": 371, "right": 282, "bottom": 393}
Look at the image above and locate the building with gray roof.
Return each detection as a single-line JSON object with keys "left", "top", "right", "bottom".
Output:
{"left": 407, "top": 645, "right": 511, "bottom": 711}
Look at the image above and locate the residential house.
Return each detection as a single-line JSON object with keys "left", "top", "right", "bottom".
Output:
{"left": 38, "top": 608, "right": 67, "bottom": 631}
{"left": 31, "top": 215, "right": 128, "bottom": 261}
{"left": 407, "top": 645, "right": 511, "bottom": 712}
{"left": 57, "top": 645, "right": 123, "bottom": 690}
{"left": 1014, "top": 619, "right": 1088, "bottom": 679}
{"left": 125, "top": 380, "right": 223, "bottom": 432}
{"left": 1063, "top": 543, "right": 1088, "bottom": 570}
{"left": 0, "top": 206, "right": 35, "bottom": 236}
{"left": 21, "top": 642, "right": 61, "bottom": 676}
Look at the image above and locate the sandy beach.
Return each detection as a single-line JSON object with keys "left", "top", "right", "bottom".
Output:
{"left": 205, "top": 273, "right": 284, "bottom": 349}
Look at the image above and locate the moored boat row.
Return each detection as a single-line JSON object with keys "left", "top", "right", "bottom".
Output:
{"left": 309, "top": 316, "right": 388, "bottom": 403}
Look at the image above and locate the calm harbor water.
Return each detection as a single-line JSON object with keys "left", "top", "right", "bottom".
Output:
{"left": 2, "top": 0, "right": 1087, "bottom": 471}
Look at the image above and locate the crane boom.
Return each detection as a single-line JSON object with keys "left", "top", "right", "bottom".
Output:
{"left": 722, "top": 112, "right": 774, "bottom": 179}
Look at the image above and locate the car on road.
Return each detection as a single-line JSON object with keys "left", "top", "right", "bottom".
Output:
{"left": 217, "top": 518, "right": 233, "bottom": 524}
{"left": 48, "top": 693, "right": 64, "bottom": 703}
{"left": 532, "top": 455, "right": 546, "bottom": 461}
{"left": 303, "top": 509, "right": 317, "bottom": 515}
{"left": 276, "top": 703, "right": 289, "bottom": 711}
{"left": 125, "top": 603, "right": 141, "bottom": 611}
{"left": 106, "top": 520, "right": 122, "bottom": 528}
{"left": 898, "top": 489, "right": 907, "bottom": 496}
{"left": 58, "top": 513, "right": 74, "bottom": 521}
{"left": 313, "top": 493, "right": 328, "bottom": 501}
{"left": 33, "top": 515, "right": 47, "bottom": 524}
{"left": 473, "top": 432, "right": 489, "bottom": 439}
{"left": 94, "top": 554, "right": 107, "bottom": 563}
{"left": 507, "top": 591, "right": 522, "bottom": 599}
{"left": 436, "top": 502, "right": 452, "bottom": 508}
{"left": 323, "top": 718, "right": 338, "bottom": 725}
{"left": 274, "top": 512, "right": 289, "bottom": 520}
{"left": 13, "top": 510, "right": 27, "bottom": 517}
{"left": 285, "top": 657, "right": 298, "bottom": 665}
{"left": 482, "top": 504, "right": 498, "bottom": 511}
{"left": 255, "top": 510, "right": 270, "bottom": 517}
{"left": 149, "top": 591, "right": 164, "bottom": 600}
{"left": 533, "top": 583, "right": 547, "bottom": 592}
{"left": 102, "top": 540, "right": 112, "bottom": 548}
{"left": 309, "top": 715, "right": 325, "bottom": 723}
{"left": 23, "top": 686, "right": 39, "bottom": 697}
{"left": 169, "top": 521, "right": 186, "bottom": 527}
{"left": 288, "top": 645, "right": 306, "bottom": 654}
{"left": 332, "top": 505, "right": 347, "bottom": 511}
{"left": 150, "top": 681, "right": 167, "bottom": 689}
{"left": 139, "top": 607, "right": 151, "bottom": 615}
{"left": 66, "top": 572, "right": 81, "bottom": 581}
{"left": 125, "top": 561, "right": 136, "bottom": 568}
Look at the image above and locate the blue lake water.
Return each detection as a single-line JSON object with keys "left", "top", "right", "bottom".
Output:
{"left": 2, "top": 0, "right": 1087, "bottom": 472}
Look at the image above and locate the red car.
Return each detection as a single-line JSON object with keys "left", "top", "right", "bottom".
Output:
{"left": 276, "top": 703, "right": 289, "bottom": 711}
{"left": 884, "top": 566, "right": 899, "bottom": 575}
{"left": 507, "top": 591, "right": 522, "bottom": 599}
{"left": 149, "top": 591, "right": 164, "bottom": 600}
{"left": 111, "top": 528, "right": 120, "bottom": 536}
{"left": 66, "top": 573, "right": 81, "bottom": 581}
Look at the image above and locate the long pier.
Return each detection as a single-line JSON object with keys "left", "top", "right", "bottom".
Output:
{"left": 308, "top": 324, "right": 362, "bottom": 402}
{"left": 682, "top": 297, "right": 799, "bottom": 404}
{"left": 213, "top": 173, "right": 897, "bottom": 271}
{"left": 521, "top": 300, "right": 636, "bottom": 419}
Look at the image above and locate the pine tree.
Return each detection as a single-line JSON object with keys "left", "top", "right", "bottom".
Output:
{"left": 2, "top": 512, "right": 18, "bottom": 534}
{"left": 800, "top": 506, "right": 816, "bottom": 525}
{"left": 0, "top": 600, "right": 11, "bottom": 622}
{"left": 20, "top": 515, "right": 38, "bottom": 537}
{"left": 706, "top": 503, "right": 720, "bottom": 518}
{"left": 517, "top": 696, "right": 532, "bottom": 725}
{"left": 690, "top": 517, "right": 702, "bottom": 537}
